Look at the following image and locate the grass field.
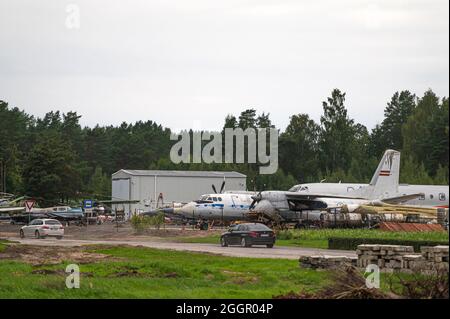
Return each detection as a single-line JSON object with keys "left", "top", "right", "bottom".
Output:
{"left": 0, "top": 244, "right": 330, "bottom": 298}
{"left": 175, "top": 229, "right": 449, "bottom": 249}
{"left": 0, "top": 240, "right": 7, "bottom": 253}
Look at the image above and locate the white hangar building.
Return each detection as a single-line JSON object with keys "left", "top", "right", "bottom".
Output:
{"left": 111, "top": 170, "right": 247, "bottom": 214}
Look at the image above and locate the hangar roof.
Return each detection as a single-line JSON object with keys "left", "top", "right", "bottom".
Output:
{"left": 112, "top": 169, "right": 246, "bottom": 178}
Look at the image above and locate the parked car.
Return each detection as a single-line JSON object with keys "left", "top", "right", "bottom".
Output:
{"left": 220, "top": 223, "right": 276, "bottom": 248}
{"left": 19, "top": 218, "right": 64, "bottom": 239}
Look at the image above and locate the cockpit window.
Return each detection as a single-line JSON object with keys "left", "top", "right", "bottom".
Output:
{"left": 207, "top": 197, "right": 212, "bottom": 201}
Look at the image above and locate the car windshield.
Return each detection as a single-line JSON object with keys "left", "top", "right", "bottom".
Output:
{"left": 45, "top": 220, "right": 61, "bottom": 225}
{"left": 247, "top": 224, "right": 271, "bottom": 231}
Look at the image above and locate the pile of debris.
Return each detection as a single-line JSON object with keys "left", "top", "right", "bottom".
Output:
{"left": 402, "top": 246, "right": 449, "bottom": 274}
{"left": 299, "top": 255, "right": 357, "bottom": 269}
{"left": 356, "top": 244, "right": 449, "bottom": 273}
{"left": 299, "top": 245, "right": 449, "bottom": 274}
{"left": 356, "top": 244, "right": 414, "bottom": 270}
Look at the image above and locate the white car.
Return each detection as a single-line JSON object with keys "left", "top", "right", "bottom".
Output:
{"left": 20, "top": 218, "right": 64, "bottom": 239}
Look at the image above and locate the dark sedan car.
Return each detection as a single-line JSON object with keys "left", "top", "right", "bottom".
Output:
{"left": 220, "top": 223, "right": 276, "bottom": 248}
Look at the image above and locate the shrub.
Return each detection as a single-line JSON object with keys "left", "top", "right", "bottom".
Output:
{"left": 130, "top": 213, "right": 166, "bottom": 233}
{"left": 130, "top": 215, "right": 150, "bottom": 233}
{"left": 388, "top": 270, "right": 449, "bottom": 299}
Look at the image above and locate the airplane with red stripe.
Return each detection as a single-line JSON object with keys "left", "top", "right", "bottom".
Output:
{"left": 290, "top": 149, "right": 448, "bottom": 209}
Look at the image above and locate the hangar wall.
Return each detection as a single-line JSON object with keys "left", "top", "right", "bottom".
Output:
{"left": 112, "top": 170, "right": 247, "bottom": 214}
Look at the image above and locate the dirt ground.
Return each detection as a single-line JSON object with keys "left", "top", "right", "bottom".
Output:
{"left": 0, "top": 221, "right": 224, "bottom": 241}
{"left": 0, "top": 244, "right": 116, "bottom": 266}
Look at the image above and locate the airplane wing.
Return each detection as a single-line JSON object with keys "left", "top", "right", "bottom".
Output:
{"left": 283, "top": 191, "right": 365, "bottom": 200}
{"left": 142, "top": 207, "right": 181, "bottom": 218}
{"left": 381, "top": 193, "right": 424, "bottom": 205}
{"left": 0, "top": 207, "right": 25, "bottom": 213}
{"left": 46, "top": 212, "right": 84, "bottom": 220}
{"left": 98, "top": 200, "right": 140, "bottom": 205}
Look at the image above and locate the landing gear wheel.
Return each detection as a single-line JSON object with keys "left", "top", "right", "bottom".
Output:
{"left": 20, "top": 230, "right": 24, "bottom": 238}
{"left": 220, "top": 237, "right": 228, "bottom": 247}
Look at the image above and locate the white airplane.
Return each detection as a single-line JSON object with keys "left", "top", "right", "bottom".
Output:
{"left": 179, "top": 149, "right": 441, "bottom": 223}
{"left": 178, "top": 191, "right": 257, "bottom": 221}
{"left": 249, "top": 150, "right": 432, "bottom": 222}
{"left": 289, "top": 152, "right": 448, "bottom": 209}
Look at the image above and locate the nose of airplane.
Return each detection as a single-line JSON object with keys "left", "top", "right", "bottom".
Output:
{"left": 179, "top": 202, "right": 196, "bottom": 216}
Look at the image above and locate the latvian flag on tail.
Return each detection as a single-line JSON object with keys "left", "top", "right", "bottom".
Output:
{"left": 379, "top": 170, "right": 391, "bottom": 176}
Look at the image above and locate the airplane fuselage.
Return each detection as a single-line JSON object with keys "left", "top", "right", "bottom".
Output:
{"left": 179, "top": 193, "right": 255, "bottom": 221}
{"left": 290, "top": 183, "right": 449, "bottom": 208}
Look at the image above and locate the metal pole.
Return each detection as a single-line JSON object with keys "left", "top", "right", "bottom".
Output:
{"left": 154, "top": 175, "right": 157, "bottom": 210}
{"left": 334, "top": 209, "right": 337, "bottom": 228}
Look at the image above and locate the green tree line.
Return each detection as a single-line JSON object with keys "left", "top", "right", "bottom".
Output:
{"left": 0, "top": 89, "right": 448, "bottom": 203}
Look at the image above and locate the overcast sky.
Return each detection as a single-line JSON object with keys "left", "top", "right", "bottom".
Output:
{"left": 0, "top": 0, "right": 448, "bottom": 132}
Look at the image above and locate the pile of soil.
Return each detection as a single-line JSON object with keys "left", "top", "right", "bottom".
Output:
{"left": 0, "top": 244, "right": 115, "bottom": 266}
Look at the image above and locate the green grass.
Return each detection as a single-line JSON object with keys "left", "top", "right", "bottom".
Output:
{"left": 0, "top": 245, "right": 330, "bottom": 298}
{"left": 0, "top": 239, "right": 11, "bottom": 253}
{"left": 176, "top": 229, "right": 449, "bottom": 250}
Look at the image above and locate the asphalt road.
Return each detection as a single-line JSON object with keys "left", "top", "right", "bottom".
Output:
{"left": 5, "top": 237, "right": 356, "bottom": 260}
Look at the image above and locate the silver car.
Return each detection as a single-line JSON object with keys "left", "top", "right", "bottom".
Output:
{"left": 20, "top": 219, "right": 64, "bottom": 239}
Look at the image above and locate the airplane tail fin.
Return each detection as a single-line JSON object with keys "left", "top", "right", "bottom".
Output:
{"left": 353, "top": 149, "right": 401, "bottom": 200}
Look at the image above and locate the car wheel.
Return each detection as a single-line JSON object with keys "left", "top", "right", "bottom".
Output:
{"left": 241, "top": 237, "right": 251, "bottom": 248}
{"left": 19, "top": 230, "right": 24, "bottom": 238}
{"left": 35, "top": 230, "right": 40, "bottom": 239}
{"left": 56, "top": 236, "right": 63, "bottom": 240}
{"left": 220, "top": 237, "right": 228, "bottom": 247}
{"left": 266, "top": 244, "right": 274, "bottom": 248}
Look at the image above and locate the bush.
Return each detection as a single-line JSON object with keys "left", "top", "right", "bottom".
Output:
{"left": 130, "top": 215, "right": 150, "bottom": 233}
{"left": 388, "top": 270, "right": 449, "bottom": 299}
{"left": 130, "top": 213, "right": 165, "bottom": 233}
{"left": 328, "top": 237, "right": 449, "bottom": 252}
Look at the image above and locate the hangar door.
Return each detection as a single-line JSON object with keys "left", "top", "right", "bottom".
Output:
{"left": 112, "top": 179, "right": 130, "bottom": 201}
{"left": 112, "top": 178, "right": 132, "bottom": 217}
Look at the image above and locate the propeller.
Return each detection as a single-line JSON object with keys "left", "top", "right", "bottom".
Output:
{"left": 212, "top": 180, "right": 226, "bottom": 194}
{"left": 219, "top": 180, "right": 226, "bottom": 194}
{"left": 249, "top": 192, "right": 263, "bottom": 210}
